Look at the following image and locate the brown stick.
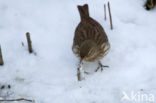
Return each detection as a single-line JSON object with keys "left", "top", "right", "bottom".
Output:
{"left": 26, "top": 32, "right": 33, "bottom": 53}
{"left": 108, "top": 2, "right": 113, "bottom": 30}
{"left": 0, "top": 98, "right": 34, "bottom": 102}
{"left": 0, "top": 45, "right": 4, "bottom": 65}
{"left": 104, "top": 4, "right": 107, "bottom": 21}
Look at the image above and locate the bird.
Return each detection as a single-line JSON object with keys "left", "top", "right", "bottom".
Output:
{"left": 145, "top": 0, "right": 156, "bottom": 10}
{"left": 72, "top": 4, "right": 110, "bottom": 75}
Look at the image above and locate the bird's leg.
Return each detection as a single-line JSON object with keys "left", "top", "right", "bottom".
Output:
{"left": 95, "top": 61, "right": 109, "bottom": 72}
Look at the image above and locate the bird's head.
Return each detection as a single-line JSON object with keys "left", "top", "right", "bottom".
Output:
{"left": 145, "top": 0, "right": 155, "bottom": 10}
{"left": 80, "top": 40, "right": 99, "bottom": 62}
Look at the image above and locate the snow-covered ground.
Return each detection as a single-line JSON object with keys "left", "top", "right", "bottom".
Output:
{"left": 0, "top": 0, "right": 156, "bottom": 103}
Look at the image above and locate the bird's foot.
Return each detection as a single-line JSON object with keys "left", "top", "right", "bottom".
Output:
{"left": 95, "top": 62, "right": 109, "bottom": 72}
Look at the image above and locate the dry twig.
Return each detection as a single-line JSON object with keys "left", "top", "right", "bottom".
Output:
{"left": 0, "top": 45, "right": 4, "bottom": 65}
{"left": 104, "top": 4, "right": 107, "bottom": 20}
{"left": 26, "top": 32, "right": 33, "bottom": 53}
{"left": 21, "top": 42, "right": 25, "bottom": 47}
{"left": 0, "top": 98, "right": 34, "bottom": 102}
{"left": 108, "top": 2, "right": 113, "bottom": 30}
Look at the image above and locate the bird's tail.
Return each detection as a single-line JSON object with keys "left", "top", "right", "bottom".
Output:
{"left": 78, "top": 4, "right": 90, "bottom": 21}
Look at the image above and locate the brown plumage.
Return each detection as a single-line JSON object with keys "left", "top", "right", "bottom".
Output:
{"left": 72, "top": 4, "right": 110, "bottom": 63}
{"left": 145, "top": 0, "right": 156, "bottom": 10}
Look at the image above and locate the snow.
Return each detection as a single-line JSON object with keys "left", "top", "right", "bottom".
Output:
{"left": 0, "top": 0, "right": 156, "bottom": 103}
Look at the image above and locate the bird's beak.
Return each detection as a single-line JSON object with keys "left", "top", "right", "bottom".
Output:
{"left": 77, "top": 58, "right": 85, "bottom": 81}
{"left": 80, "top": 58, "right": 84, "bottom": 63}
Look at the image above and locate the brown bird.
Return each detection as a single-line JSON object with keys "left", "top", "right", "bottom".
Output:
{"left": 145, "top": 0, "right": 156, "bottom": 10}
{"left": 72, "top": 4, "right": 110, "bottom": 79}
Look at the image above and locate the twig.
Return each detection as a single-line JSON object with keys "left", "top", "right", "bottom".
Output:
{"left": 0, "top": 98, "right": 34, "bottom": 102}
{"left": 104, "top": 4, "right": 107, "bottom": 20}
{"left": 26, "top": 32, "right": 33, "bottom": 53}
{"left": 108, "top": 2, "right": 113, "bottom": 30}
{"left": 0, "top": 45, "right": 4, "bottom": 65}
{"left": 21, "top": 42, "right": 25, "bottom": 47}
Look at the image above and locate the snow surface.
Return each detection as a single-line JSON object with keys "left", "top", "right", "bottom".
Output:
{"left": 0, "top": 0, "right": 156, "bottom": 103}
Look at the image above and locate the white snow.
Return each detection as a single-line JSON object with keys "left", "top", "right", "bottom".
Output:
{"left": 0, "top": 0, "right": 156, "bottom": 103}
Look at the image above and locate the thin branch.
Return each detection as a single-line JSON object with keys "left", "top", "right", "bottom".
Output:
{"left": 0, "top": 98, "right": 34, "bottom": 102}
{"left": 21, "top": 42, "right": 25, "bottom": 47}
{"left": 108, "top": 2, "right": 113, "bottom": 30}
{"left": 26, "top": 32, "right": 33, "bottom": 53}
{"left": 104, "top": 4, "right": 107, "bottom": 21}
{"left": 0, "top": 45, "right": 4, "bottom": 65}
